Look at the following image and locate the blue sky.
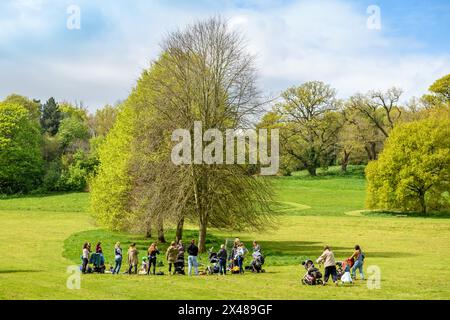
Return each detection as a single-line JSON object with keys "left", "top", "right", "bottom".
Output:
{"left": 0, "top": 0, "right": 449, "bottom": 110}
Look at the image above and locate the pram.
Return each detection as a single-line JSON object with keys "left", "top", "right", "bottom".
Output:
{"left": 206, "top": 248, "right": 220, "bottom": 275}
{"left": 89, "top": 253, "right": 106, "bottom": 273}
{"left": 250, "top": 251, "right": 265, "bottom": 273}
{"left": 301, "top": 259, "right": 323, "bottom": 285}
{"left": 174, "top": 254, "right": 185, "bottom": 275}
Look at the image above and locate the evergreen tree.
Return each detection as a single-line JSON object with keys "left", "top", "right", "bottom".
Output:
{"left": 40, "top": 97, "right": 62, "bottom": 136}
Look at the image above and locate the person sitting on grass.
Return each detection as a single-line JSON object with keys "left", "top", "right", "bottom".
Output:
{"left": 81, "top": 242, "right": 91, "bottom": 274}
{"left": 139, "top": 257, "right": 149, "bottom": 275}
{"left": 350, "top": 245, "right": 365, "bottom": 280}
{"left": 113, "top": 242, "right": 122, "bottom": 274}
{"left": 166, "top": 241, "right": 179, "bottom": 275}
{"left": 127, "top": 243, "right": 138, "bottom": 275}
{"left": 218, "top": 244, "right": 228, "bottom": 275}
{"left": 147, "top": 243, "right": 160, "bottom": 275}
{"left": 316, "top": 245, "right": 338, "bottom": 286}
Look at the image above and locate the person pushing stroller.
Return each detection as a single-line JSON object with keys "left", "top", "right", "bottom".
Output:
{"left": 316, "top": 246, "right": 339, "bottom": 286}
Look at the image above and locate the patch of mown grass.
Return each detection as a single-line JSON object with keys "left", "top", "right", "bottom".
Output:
{"left": 0, "top": 192, "right": 89, "bottom": 213}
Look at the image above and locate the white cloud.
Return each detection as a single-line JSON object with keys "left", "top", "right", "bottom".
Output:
{"left": 0, "top": 0, "right": 449, "bottom": 110}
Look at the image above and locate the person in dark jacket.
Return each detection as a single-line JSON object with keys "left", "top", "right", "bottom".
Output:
{"left": 187, "top": 239, "right": 199, "bottom": 276}
{"left": 218, "top": 244, "right": 228, "bottom": 275}
{"left": 147, "top": 243, "right": 160, "bottom": 275}
{"left": 96, "top": 242, "right": 105, "bottom": 266}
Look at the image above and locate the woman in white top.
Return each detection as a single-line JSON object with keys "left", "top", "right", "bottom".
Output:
{"left": 82, "top": 242, "right": 90, "bottom": 273}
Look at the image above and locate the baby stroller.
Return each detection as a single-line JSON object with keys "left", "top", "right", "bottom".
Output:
{"left": 89, "top": 253, "right": 106, "bottom": 273}
{"left": 251, "top": 251, "right": 265, "bottom": 273}
{"left": 174, "top": 253, "right": 185, "bottom": 275}
{"left": 206, "top": 248, "right": 220, "bottom": 275}
{"left": 301, "top": 259, "right": 323, "bottom": 285}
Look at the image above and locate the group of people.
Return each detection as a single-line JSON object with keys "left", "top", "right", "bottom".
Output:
{"left": 115, "top": 240, "right": 187, "bottom": 275}
{"left": 81, "top": 241, "right": 105, "bottom": 273}
{"left": 316, "top": 244, "right": 365, "bottom": 286}
{"left": 213, "top": 238, "right": 262, "bottom": 275}
{"left": 81, "top": 238, "right": 263, "bottom": 276}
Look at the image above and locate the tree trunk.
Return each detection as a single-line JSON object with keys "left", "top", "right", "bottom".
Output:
{"left": 419, "top": 191, "right": 427, "bottom": 214}
{"left": 341, "top": 150, "right": 351, "bottom": 172}
{"left": 370, "top": 142, "right": 377, "bottom": 160}
{"left": 198, "top": 217, "right": 208, "bottom": 253}
{"left": 307, "top": 166, "right": 317, "bottom": 176}
{"left": 365, "top": 143, "right": 377, "bottom": 161}
{"left": 176, "top": 217, "right": 184, "bottom": 242}
{"left": 157, "top": 217, "right": 166, "bottom": 243}
{"left": 145, "top": 223, "right": 152, "bottom": 238}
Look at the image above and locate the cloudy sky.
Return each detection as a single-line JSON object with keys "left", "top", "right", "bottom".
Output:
{"left": 0, "top": 0, "right": 449, "bottom": 111}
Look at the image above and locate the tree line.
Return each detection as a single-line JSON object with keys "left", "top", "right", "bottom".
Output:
{"left": 0, "top": 94, "right": 117, "bottom": 194}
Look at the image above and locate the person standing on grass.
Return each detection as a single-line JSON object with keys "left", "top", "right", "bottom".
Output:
{"left": 113, "top": 242, "right": 122, "bottom": 274}
{"left": 316, "top": 245, "right": 338, "bottom": 286}
{"left": 236, "top": 243, "right": 248, "bottom": 274}
{"left": 96, "top": 241, "right": 104, "bottom": 266}
{"left": 177, "top": 240, "right": 185, "bottom": 257}
{"left": 127, "top": 243, "right": 138, "bottom": 275}
{"left": 218, "top": 244, "right": 228, "bottom": 275}
{"left": 166, "top": 241, "right": 179, "bottom": 275}
{"left": 187, "top": 239, "right": 199, "bottom": 276}
{"left": 230, "top": 241, "right": 239, "bottom": 268}
{"left": 147, "top": 243, "right": 160, "bottom": 275}
{"left": 82, "top": 242, "right": 90, "bottom": 273}
{"left": 350, "top": 245, "right": 365, "bottom": 280}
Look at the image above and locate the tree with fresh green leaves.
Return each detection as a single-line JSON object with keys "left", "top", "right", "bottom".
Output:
{"left": 40, "top": 97, "right": 62, "bottom": 136}
{"left": 366, "top": 116, "right": 450, "bottom": 214}
{"left": 274, "top": 81, "right": 342, "bottom": 176}
{"left": 422, "top": 74, "right": 450, "bottom": 108}
{"left": 57, "top": 116, "right": 90, "bottom": 150}
{"left": 89, "top": 105, "right": 118, "bottom": 137}
{"left": 90, "top": 104, "right": 138, "bottom": 231}
{"left": 0, "top": 102, "right": 43, "bottom": 194}
{"left": 3, "top": 94, "right": 41, "bottom": 122}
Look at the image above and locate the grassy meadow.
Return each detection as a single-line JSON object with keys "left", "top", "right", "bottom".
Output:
{"left": 1, "top": 166, "right": 450, "bottom": 300}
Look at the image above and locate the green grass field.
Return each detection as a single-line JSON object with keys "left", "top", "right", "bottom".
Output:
{"left": 1, "top": 167, "right": 450, "bottom": 300}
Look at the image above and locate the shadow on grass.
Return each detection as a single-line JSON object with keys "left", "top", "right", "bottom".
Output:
{"left": 0, "top": 270, "right": 42, "bottom": 274}
{"left": 363, "top": 210, "right": 450, "bottom": 219}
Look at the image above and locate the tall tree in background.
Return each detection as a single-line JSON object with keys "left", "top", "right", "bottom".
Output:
{"left": 40, "top": 97, "right": 62, "bottom": 136}
{"left": 348, "top": 88, "right": 402, "bottom": 138}
{"left": 89, "top": 105, "right": 118, "bottom": 138}
{"left": 275, "top": 81, "right": 341, "bottom": 176}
